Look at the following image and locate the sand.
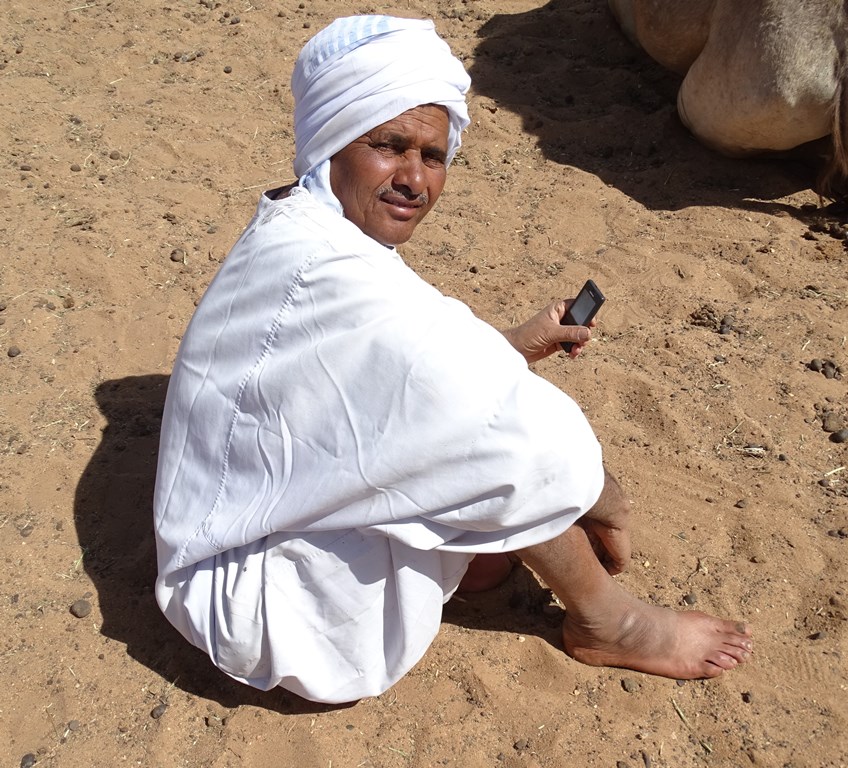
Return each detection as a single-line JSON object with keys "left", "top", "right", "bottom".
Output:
{"left": 2, "top": 1, "right": 846, "bottom": 766}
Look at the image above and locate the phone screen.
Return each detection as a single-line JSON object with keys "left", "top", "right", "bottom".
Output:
{"left": 567, "top": 288, "right": 599, "bottom": 326}
{"left": 560, "top": 280, "right": 605, "bottom": 352}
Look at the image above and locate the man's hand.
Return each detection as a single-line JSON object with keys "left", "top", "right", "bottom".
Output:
{"left": 579, "top": 467, "right": 632, "bottom": 575}
{"left": 502, "top": 299, "right": 595, "bottom": 363}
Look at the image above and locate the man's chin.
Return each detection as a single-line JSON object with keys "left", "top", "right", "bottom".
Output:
{"left": 365, "top": 221, "right": 418, "bottom": 247}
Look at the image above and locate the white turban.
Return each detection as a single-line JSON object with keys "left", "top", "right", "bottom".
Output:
{"left": 292, "top": 15, "right": 471, "bottom": 179}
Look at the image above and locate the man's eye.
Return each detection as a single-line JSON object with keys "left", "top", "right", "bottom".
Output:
{"left": 372, "top": 142, "right": 401, "bottom": 154}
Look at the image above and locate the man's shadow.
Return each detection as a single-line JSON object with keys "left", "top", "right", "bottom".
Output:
{"left": 76, "top": 375, "right": 561, "bottom": 710}
{"left": 75, "top": 375, "right": 341, "bottom": 714}
{"left": 470, "top": 0, "right": 829, "bottom": 216}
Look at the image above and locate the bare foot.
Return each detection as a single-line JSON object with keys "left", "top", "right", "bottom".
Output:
{"left": 458, "top": 553, "right": 515, "bottom": 593}
{"left": 562, "top": 584, "right": 753, "bottom": 679}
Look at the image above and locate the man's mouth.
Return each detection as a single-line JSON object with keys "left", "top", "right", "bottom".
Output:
{"left": 380, "top": 193, "right": 423, "bottom": 209}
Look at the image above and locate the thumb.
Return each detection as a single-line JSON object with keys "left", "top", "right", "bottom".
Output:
{"left": 561, "top": 325, "right": 591, "bottom": 343}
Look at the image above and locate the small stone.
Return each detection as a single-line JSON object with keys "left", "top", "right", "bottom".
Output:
{"left": 617, "top": 762, "right": 629, "bottom": 768}
{"left": 808, "top": 631, "right": 826, "bottom": 640}
{"left": 62, "top": 296, "right": 75, "bottom": 309}
{"left": 830, "top": 429, "right": 848, "bottom": 444}
{"left": 70, "top": 163, "right": 81, "bottom": 172}
{"left": 20, "top": 163, "right": 32, "bottom": 171}
{"left": 150, "top": 703, "right": 168, "bottom": 719}
{"left": 675, "top": 679, "right": 686, "bottom": 686}
{"left": 683, "top": 592, "right": 697, "bottom": 605}
{"left": 778, "top": 453, "right": 788, "bottom": 462}
{"left": 621, "top": 677, "right": 640, "bottom": 693}
{"left": 734, "top": 499, "right": 748, "bottom": 509}
{"left": 109, "top": 150, "right": 122, "bottom": 160}
{"left": 67, "top": 720, "right": 80, "bottom": 731}
{"left": 808, "top": 359, "right": 823, "bottom": 372}
{"left": 169, "top": 248, "right": 186, "bottom": 263}
{"left": 822, "top": 413, "right": 843, "bottom": 433}
{"left": 69, "top": 599, "right": 91, "bottom": 618}
{"left": 513, "top": 739, "right": 528, "bottom": 751}
{"left": 741, "top": 691, "right": 753, "bottom": 703}
{"left": 20, "top": 755, "right": 36, "bottom": 768}
{"left": 8, "top": 346, "right": 21, "bottom": 357}
{"left": 223, "top": 65, "right": 232, "bottom": 74}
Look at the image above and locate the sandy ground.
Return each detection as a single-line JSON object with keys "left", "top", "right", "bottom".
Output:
{"left": 2, "top": 1, "right": 847, "bottom": 766}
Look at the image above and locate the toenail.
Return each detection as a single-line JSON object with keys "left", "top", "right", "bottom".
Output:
{"left": 735, "top": 622, "right": 747, "bottom": 634}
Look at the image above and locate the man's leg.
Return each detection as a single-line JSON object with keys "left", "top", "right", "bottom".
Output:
{"left": 517, "top": 524, "right": 753, "bottom": 679}
{"left": 458, "top": 553, "right": 515, "bottom": 592}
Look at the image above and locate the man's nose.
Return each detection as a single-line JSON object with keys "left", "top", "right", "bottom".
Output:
{"left": 392, "top": 152, "right": 426, "bottom": 196}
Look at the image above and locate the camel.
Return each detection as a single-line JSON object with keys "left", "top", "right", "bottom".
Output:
{"left": 608, "top": 0, "right": 848, "bottom": 194}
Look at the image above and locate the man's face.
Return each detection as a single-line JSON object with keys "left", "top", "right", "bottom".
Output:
{"left": 330, "top": 105, "right": 450, "bottom": 246}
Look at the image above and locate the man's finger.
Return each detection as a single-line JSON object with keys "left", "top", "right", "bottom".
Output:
{"left": 561, "top": 326, "right": 591, "bottom": 343}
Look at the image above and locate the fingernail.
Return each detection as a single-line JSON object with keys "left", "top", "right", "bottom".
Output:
{"left": 577, "top": 328, "right": 590, "bottom": 342}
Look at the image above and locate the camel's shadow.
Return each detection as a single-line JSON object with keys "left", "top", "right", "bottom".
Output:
{"left": 470, "top": 0, "right": 828, "bottom": 215}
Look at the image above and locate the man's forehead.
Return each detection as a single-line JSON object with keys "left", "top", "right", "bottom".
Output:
{"left": 366, "top": 105, "right": 450, "bottom": 135}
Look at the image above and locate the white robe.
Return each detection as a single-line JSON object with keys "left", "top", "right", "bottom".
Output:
{"left": 153, "top": 186, "right": 605, "bottom": 703}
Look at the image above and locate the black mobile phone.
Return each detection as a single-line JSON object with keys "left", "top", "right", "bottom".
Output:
{"left": 560, "top": 279, "right": 606, "bottom": 352}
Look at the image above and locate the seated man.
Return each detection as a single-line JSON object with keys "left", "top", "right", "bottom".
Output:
{"left": 153, "top": 15, "right": 752, "bottom": 705}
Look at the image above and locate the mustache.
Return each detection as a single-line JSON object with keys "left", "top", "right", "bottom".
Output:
{"left": 377, "top": 185, "right": 429, "bottom": 206}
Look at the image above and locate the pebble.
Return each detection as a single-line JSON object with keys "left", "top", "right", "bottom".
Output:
{"left": 742, "top": 691, "right": 754, "bottom": 703}
{"left": 617, "top": 762, "right": 629, "bottom": 768}
{"left": 151, "top": 703, "right": 168, "bottom": 719}
{"left": 69, "top": 599, "right": 91, "bottom": 618}
{"left": 513, "top": 739, "right": 528, "bottom": 751}
{"left": 822, "top": 413, "right": 842, "bottom": 433}
{"left": 8, "top": 346, "right": 21, "bottom": 357}
{"left": 70, "top": 163, "right": 81, "bottom": 172}
{"left": 170, "top": 248, "right": 186, "bottom": 263}
{"left": 621, "top": 677, "right": 640, "bottom": 693}
{"left": 20, "top": 755, "right": 36, "bottom": 768}
{"left": 808, "top": 631, "right": 827, "bottom": 640}
{"left": 109, "top": 150, "right": 122, "bottom": 160}
{"left": 223, "top": 65, "right": 232, "bottom": 74}
{"left": 830, "top": 429, "right": 848, "bottom": 444}
{"left": 734, "top": 499, "right": 748, "bottom": 509}
{"left": 808, "top": 359, "right": 823, "bottom": 371}
{"left": 683, "top": 592, "right": 698, "bottom": 605}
